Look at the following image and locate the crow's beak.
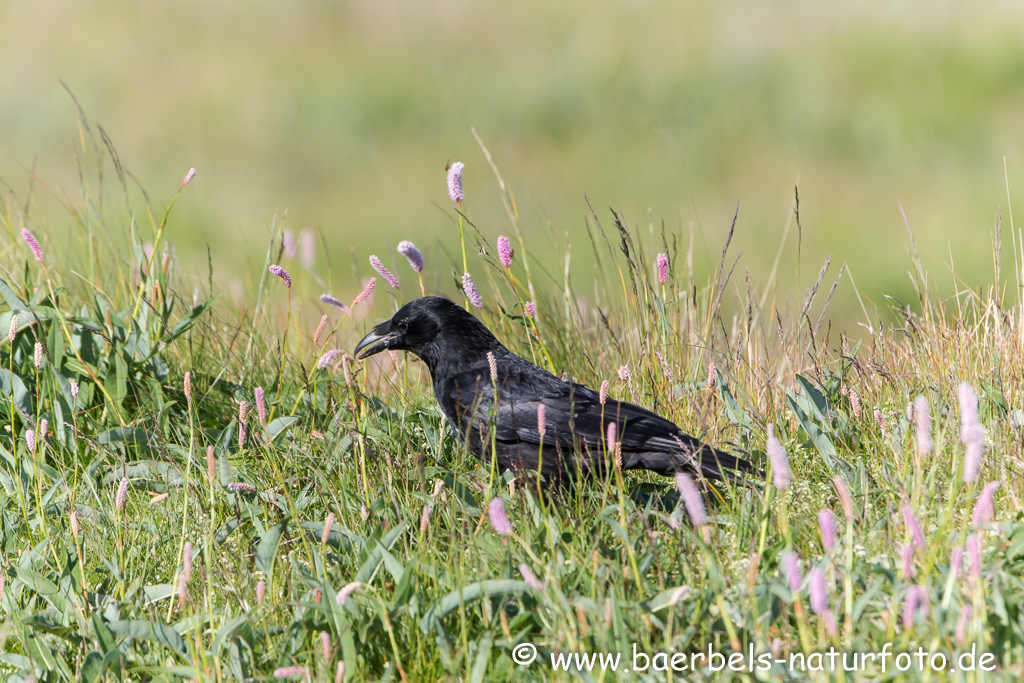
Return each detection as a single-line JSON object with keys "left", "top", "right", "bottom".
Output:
{"left": 354, "top": 325, "right": 398, "bottom": 359}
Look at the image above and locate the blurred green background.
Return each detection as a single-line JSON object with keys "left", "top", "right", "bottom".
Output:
{"left": 3, "top": 0, "right": 1024, "bottom": 327}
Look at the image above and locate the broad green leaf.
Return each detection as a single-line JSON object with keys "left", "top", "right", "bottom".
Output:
{"left": 109, "top": 619, "right": 188, "bottom": 657}
{"left": 256, "top": 520, "right": 288, "bottom": 577}
{"left": 420, "top": 580, "right": 528, "bottom": 633}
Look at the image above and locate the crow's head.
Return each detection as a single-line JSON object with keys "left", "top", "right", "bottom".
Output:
{"left": 354, "top": 296, "right": 504, "bottom": 375}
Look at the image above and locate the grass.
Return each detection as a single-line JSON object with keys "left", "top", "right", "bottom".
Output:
{"left": 0, "top": 133, "right": 1023, "bottom": 683}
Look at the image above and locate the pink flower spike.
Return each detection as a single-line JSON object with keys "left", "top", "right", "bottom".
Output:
{"left": 228, "top": 481, "right": 257, "bottom": 493}
{"left": 902, "top": 543, "right": 916, "bottom": 579}
{"left": 525, "top": 301, "right": 536, "bottom": 319}
{"left": 38, "top": 419, "right": 48, "bottom": 441}
{"left": 299, "top": 229, "right": 316, "bottom": 270}
{"left": 116, "top": 477, "right": 129, "bottom": 511}
{"left": 25, "top": 430, "right": 35, "bottom": 452}
{"left": 497, "top": 235, "right": 513, "bottom": 267}
{"left": 352, "top": 278, "right": 376, "bottom": 307}
{"left": 914, "top": 395, "right": 933, "bottom": 456}
{"left": 320, "top": 294, "right": 351, "bottom": 315}
{"left": 369, "top": 255, "right": 400, "bottom": 289}
{"left": 336, "top": 581, "right": 361, "bottom": 605}
{"left": 767, "top": 424, "right": 791, "bottom": 490}
{"left": 318, "top": 349, "right": 344, "bottom": 370}
{"left": 902, "top": 586, "right": 920, "bottom": 630}
{"left": 656, "top": 253, "right": 669, "bottom": 284}
{"left": 848, "top": 389, "right": 861, "bottom": 419}
{"left": 956, "top": 604, "right": 971, "bottom": 644}
{"left": 462, "top": 272, "right": 483, "bottom": 308}
{"left": 950, "top": 546, "right": 963, "bottom": 581}
{"left": 818, "top": 509, "right": 837, "bottom": 553}
{"left": 605, "top": 421, "right": 617, "bottom": 455}
{"left": 21, "top": 229, "right": 43, "bottom": 263}
{"left": 274, "top": 667, "right": 310, "bottom": 679}
{"left": 972, "top": 481, "right": 1000, "bottom": 527}
{"left": 182, "top": 168, "right": 196, "bottom": 187}
{"left": 255, "top": 387, "right": 266, "bottom": 424}
{"left": 902, "top": 505, "right": 925, "bottom": 548}
{"left": 321, "top": 630, "right": 331, "bottom": 659}
{"left": 256, "top": 580, "right": 266, "bottom": 604}
{"left": 268, "top": 264, "right": 292, "bottom": 288}
{"left": 397, "top": 240, "right": 424, "bottom": 272}
{"left": 536, "top": 404, "right": 546, "bottom": 437}
{"left": 447, "top": 161, "right": 465, "bottom": 203}
{"left": 34, "top": 342, "right": 43, "bottom": 369}
{"left": 8, "top": 314, "right": 17, "bottom": 344}
{"left": 599, "top": 381, "right": 609, "bottom": 406}
{"left": 487, "top": 497, "right": 513, "bottom": 536}
{"left": 674, "top": 473, "right": 708, "bottom": 528}
{"left": 617, "top": 364, "right": 630, "bottom": 382}
{"left": 282, "top": 230, "right": 296, "bottom": 259}
{"left": 519, "top": 563, "right": 544, "bottom": 590}
{"left": 809, "top": 568, "right": 828, "bottom": 614}
{"left": 707, "top": 362, "right": 717, "bottom": 389}
{"left": 781, "top": 551, "right": 802, "bottom": 594}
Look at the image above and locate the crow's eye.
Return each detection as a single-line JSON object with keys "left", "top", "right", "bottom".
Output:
{"left": 397, "top": 320, "right": 410, "bottom": 332}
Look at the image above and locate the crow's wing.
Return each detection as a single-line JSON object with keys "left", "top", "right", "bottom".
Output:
{"left": 441, "top": 356, "right": 750, "bottom": 479}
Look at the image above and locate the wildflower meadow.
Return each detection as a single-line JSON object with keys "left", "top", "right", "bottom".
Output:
{"left": 0, "top": 125, "right": 1022, "bottom": 682}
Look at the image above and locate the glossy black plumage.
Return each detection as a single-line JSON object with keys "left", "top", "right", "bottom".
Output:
{"left": 355, "top": 296, "right": 754, "bottom": 484}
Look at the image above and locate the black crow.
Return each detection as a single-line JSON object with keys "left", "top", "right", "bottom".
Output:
{"left": 355, "top": 296, "right": 753, "bottom": 484}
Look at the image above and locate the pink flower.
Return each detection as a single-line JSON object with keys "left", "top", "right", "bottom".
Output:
{"left": 335, "top": 581, "right": 361, "bottom": 605}
{"left": 447, "top": 161, "right": 465, "bottom": 203}
{"left": 336, "top": 662, "right": 345, "bottom": 683}
{"left": 207, "top": 446, "right": 216, "bottom": 483}
{"left": 228, "top": 482, "right": 256, "bottom": 493}
{"left": 352, "top": 278, "right": 376, "bottom": 307}
{"left": 956, "top": 604, "right": 971, "bottom": 644}
{"left": 707, "top": 362, "right": 717, "bottom": 389}
{"left": 519, "top": 563, "right": 544, "bottom": 590}
{"left": 184, "top": 371, "right": 192, "bottom": 404}
{"left": 182, "top": 168, "right": 196, "bottom": 187}
{"left": 369, "top": 255, "right": 400, "bottom": 289}
{"left": 536, "top": 404, "right": 546, "bottom": 437}
{"left": 524, "top": 301, "right": 536, "bottom": 319}
{"left": 486, "top": 351, "right": 498, "bottom": 383}
{"left": 487, "top": 498, "right": 512, "bottom": 536}
{"left": 818, "top": 509, "right": 837, "bottom": 553}
{"left": 874, "top": 408, "right": 887, "bottom": 437}
{"left": 70, "top": 509, "right": 80, "bottom": 539}
{"left": 269, "top": 265, "right": 292, "bottom": 288}
{"left": 322, "top": 513, "right": 335, "bottom": 544}
{"left": 320, "top": 294, "right": 351, "bottom": 315}
{"left": 34, "top": 342, "right": 43, "bottom": 369}
{"left": 177, "top": 571, "right": 188, "bottom": 607}
{"left": 605, "top": 421, "right": 617, "bottom": 455}
{"left": 617, "top": 365, "right": 630, "bottom": 382}
{"left": 256, "top": 580, "right": 266, "bottom": 604}
{"left": 767, "top": 425, "right": 790, "bottom": 490}
{"left": 8, "top": 314, "right": 17, "bottom": 343}
{"left": 960, "top": 382, "right": 985, "bottom": 483}
{"left": 462, "top": 272, "right": 483, "bottom": 308}
{"left": 497, "top": 235, "right": 513, "bottom": 267}
{"left": 823, "top": 609, "right": 838, "bottom": 637}
{"left": 116, "top": 477, "right": 129, "bottom": 511}
{"left": 238, "top": 422, "right": 247, "bottom": 448}
{"left": 299, "top": 229, "right": 316, "bottom": 270}
{"left": 274, "top": 666, "right": 310, "bottom": 679}
{"left": 902, "top": 505, "right": 925, "bottom": 548}
{"left": 318, "top": 349, "right": 344, "bottom": 370}
{"left": 809, "top": 568, "right": 828, "bottom": 614}
{"left": 972, "top": 481, "right": 1000, "bottom": 527}
{"left": 314, "top": 314, "right": 328, "bottom": 345}
{"left": 599, "top": 381, "right": 609, "bottom": 406}
{"left": 848, "top": 389, "right": 861, "bottom": 419}
{"left": 419, "top": 504, "right": 433, "bottom": 533}
{"left": 21, "top": 229, "right": 43, "bottom": 263}
{"left": 255, "top": 387, "right": 266, "bottom": 424}
{"left": 70, "top": 379, "right": 79, "bottom": 399}
{"left": 282, "top": 230, "right": 297, "bottom": 259}
{"left": 914, "top": 395, "right": 933, "bottom": 456}
{"left": 25, "top": 430, "right": 35, "bottom": 452}
{"left": 781, "top": 551, "right": 801, "bottom": 594}
{"left": 656, "top": 253, "right": 668, "bottom": 284}
{"left": 397, "top": 240, "right": 424, "bottom": 272}
{"left": 674, "top": 473, "right": 707, "bottom": 527}
{"left": 38, "top": 419, "right": 48, "bottom": 441}
{"left": 321, "top": 631, "right": 332, "bottom": 659}
{"left": 238, "top": 400, "right": 248, "bottom": 423}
